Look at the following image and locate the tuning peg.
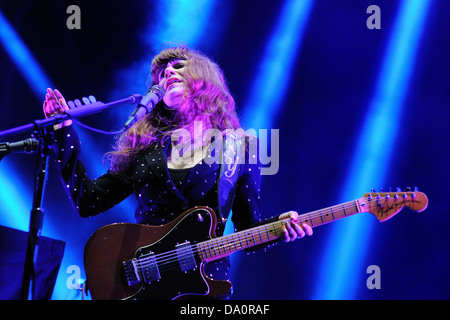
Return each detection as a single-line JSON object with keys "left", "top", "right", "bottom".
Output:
{"left": 371, "top": 188, "right": 376, "bottom": 193}
{"left": 405, "top": 187, "right": 412, "bottom": 192}
{"left": 396, "top": 187, "right": 402, "bottom": 192}
{"left": 414, "top": 186, "right": 419, "bottom": 192}
{"left": 376, "top": 194, "right": 382, "bottom": 206}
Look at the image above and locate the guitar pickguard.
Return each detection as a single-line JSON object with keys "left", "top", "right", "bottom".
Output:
{"left": 84, "top": 207, "right": 232, "bottom": 300}
{"left": 133, "top": 208, "right": 213, "bottom": 300}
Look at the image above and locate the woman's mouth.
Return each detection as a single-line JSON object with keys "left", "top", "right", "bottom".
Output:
{"left": 166, "top": 77, "right": 182, "bottom": 90}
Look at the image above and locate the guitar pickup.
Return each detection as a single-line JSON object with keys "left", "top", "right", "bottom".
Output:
{"left": 175, "top": 241, "right": 197, "bottom": 272}
{"left": 138, "top": 251, "right": 161, "bottom": 284}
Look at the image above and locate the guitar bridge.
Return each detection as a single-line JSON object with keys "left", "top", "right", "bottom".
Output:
{"left": 122, "top": 259, "right": 141, "bottom": 287}
{"left": 123, "top": 250, "right": 161, "bottom": 286}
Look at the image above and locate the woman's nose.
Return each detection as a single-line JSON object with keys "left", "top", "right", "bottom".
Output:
{"left": 164, "top": 66, "right": 175, "bottom": 79}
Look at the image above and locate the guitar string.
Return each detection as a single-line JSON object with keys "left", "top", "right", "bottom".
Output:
{"left": 133, "top": 196, "right": 400, "bottom": 274}
{"left": 136, "top": 218, "right": 283, "bottom": 272}
{"left": 143, "top": 201, "right": 417, "bottom": 280}
{"left": 137, "top": 211, "right": 297, "bottom": 268}
{"left": 135, "top": 201, "right": 409, "bottom": 277}
{"left": 135, "top": 195, "right": 406, "bottom": 271}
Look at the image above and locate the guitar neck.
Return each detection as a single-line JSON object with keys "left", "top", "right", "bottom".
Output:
{"left": 195, "top": 199, "right": 362, "bottom": 262}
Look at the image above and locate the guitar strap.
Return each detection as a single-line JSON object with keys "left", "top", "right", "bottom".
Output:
{"left": 216, "top": 130, "right": 246, "bottom": 226}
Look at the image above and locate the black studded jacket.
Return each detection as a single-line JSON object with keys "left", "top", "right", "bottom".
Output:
{"left": 48, "top": 125, "right": 281, "bottom": 290}
{"left": 49, "top": 125, "right": 280, "bottom": 240}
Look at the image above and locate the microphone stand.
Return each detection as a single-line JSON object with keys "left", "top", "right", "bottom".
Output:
{"left": 20, "top": 128, "right": 49, "bottom": 300}
{"left": 0, "top": 94, "right": 142, "bottom": 300}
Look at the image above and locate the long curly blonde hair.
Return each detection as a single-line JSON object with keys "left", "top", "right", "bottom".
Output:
{"left": 107, "top": 46, "right": 241, "bottom": 172}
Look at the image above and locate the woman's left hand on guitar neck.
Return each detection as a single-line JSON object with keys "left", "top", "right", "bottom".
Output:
{"left": 278, "top": 211, "right": 313, "bottom": 242}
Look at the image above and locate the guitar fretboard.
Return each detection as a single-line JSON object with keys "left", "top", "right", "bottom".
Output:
{"left": 195, "top": 200, "right": 361, "bottom": 262}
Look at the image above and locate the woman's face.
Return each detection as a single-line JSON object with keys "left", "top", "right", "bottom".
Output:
{"left": 157, "top": 59, "right": 187, "bottom": 109}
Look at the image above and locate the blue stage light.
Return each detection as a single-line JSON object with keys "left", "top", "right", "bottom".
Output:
{"left": 0, "top": 9, "right": 93, "bottom": 300}
{"left": 241, "top": 0, "right": 314, "bottom": 131}
{"left": 224, "top": 0, "right": 314, "bottom": 298}
{"left": 109, "top": 0, "right": 222, "bottom": 126}
{"left": 312, "top": 0, "right": 431, "bottom": 300}
{"left": 0, "top": 9, "right": 50, "bottom": 231}
{"left": 0, "top": 10, "right": 53, "bottom": 97}
{"left": 225, "top": 0, "right": 314, "bottom": 234}
{"left": 151, "top": 0, "right": 216, "bottom": 50}
{"left": 0, "top": 160, "right": 32, "bottom": 231}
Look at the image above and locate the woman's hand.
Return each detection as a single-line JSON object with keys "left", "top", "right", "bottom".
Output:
{"left": 278, "top": 211, "right": 313, "bottom": 242}
{"left": 43, "top": 88, "right": 72, "bottom": 130}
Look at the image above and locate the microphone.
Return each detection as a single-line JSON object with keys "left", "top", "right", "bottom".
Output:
{"left": 123, "top": 85, "right": 165, "bottom": 131}
{"left": 0, "top": 138, "right": 39, "bottom": 155}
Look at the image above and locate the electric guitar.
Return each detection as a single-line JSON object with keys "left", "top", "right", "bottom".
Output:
{"left": 83, "top": 189, "right": 428, "bottom": 300}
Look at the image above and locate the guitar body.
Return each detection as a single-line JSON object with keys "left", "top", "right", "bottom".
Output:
{"left": 84, "top": 206, "right": 232, "bottom": 300}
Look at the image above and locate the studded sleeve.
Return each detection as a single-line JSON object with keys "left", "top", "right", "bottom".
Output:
{"left": 49, "top": 125, "right": 134, "bottom": 217}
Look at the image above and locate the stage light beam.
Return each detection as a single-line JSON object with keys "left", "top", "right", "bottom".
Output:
{"left": 225, "top": 0, "right": 314, "bottom": 299}
{"left": 241, "top": 0, "right": 314, "bottom": 131}
{"left": 152, "top": 0, "right": 216, "bottom": 51}
{"left": 312, "top": 0, "right": 431, "bottom": 300}
{"left": 0, "top": 10, "right": 53, "bottom": 97}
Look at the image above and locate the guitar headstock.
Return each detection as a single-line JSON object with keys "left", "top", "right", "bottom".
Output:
{"left": 358, "top": 188, "right": 428, "bottom": 222}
